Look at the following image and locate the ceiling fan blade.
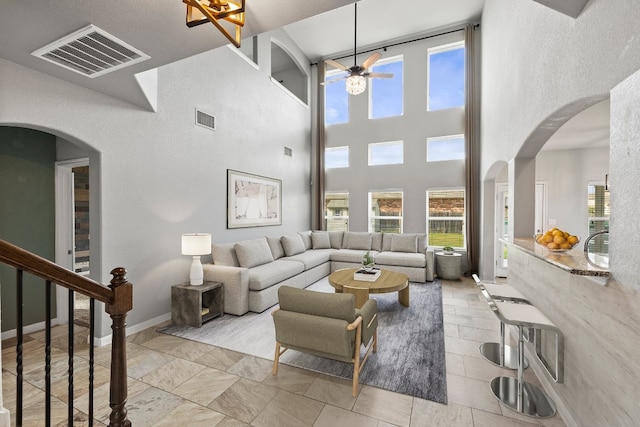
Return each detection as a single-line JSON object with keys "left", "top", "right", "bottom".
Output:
{"left": 325, "top": 59, "right": 349, "bottom": 72}
{"left": 361, "top": 52, "right": 382, "bottom": 70}
{"left": 366, "top": 72, "right": 394, "bottom": 79}
{"left": 321, "top": 76, "right": 348, "bottom": 85}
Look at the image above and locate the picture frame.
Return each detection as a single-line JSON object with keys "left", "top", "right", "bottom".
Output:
{"left": 227, "top": 169, "right": 282, "bottom": 228}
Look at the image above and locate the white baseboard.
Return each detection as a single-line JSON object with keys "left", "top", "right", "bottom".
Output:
{"left": 0, "top": 408, "right": 10, "bottom": 427}
{"left": 93, "top": 312, "right": 171, "bottom": 347}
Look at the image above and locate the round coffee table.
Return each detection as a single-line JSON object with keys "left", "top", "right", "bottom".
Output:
{"left": 328, "top": 268, "right": 409, "bottom": 308}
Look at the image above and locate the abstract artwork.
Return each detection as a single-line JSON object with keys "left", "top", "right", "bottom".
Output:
{"left": 227, "top": 169, "right": 281, "bottom": 228}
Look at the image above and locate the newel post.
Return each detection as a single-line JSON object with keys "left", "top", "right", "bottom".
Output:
{"left": 106, "top": 267, "right": 133, "bottom": 427}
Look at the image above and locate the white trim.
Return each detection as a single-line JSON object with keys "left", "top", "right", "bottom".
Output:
{"left": 0, "top": 408, "right": 10, "bottom": 427}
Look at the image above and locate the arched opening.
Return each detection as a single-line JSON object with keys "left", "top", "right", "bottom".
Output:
{"left": 270, "top": 40, "right": 308, "bottom": 104}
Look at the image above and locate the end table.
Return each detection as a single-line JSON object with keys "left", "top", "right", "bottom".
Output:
{"left": 435, "top": 252, "right": 462, "bottom": 280}
{"left": 171, "top": 281, "right": 223, "bottom": 327}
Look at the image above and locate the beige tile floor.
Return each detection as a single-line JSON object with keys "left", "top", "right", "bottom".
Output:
{"left": 2, "top": 277, "right": 567, "bottom": 427}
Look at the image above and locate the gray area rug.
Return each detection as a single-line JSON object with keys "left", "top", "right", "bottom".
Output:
{"left": 158, "top": 278, "right": 447, "bottom": 404}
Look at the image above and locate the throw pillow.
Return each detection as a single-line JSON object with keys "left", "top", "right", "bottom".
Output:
{"left": 328, "top": 231, "right": 344, "bottom": 249}
{"left": 391, "top": 234, "right": 418, "bottom": 253}
{"left": 212, "top": 243, "right": 239, "bottom": 266}
{"left": 266, "top": 236, "right": 285, "bottom": 260}
{"left": 298, "top": 230, "right": 312, "bottom": 250}
{"left": 346, "top": 232, "right": 372, "bottom": 250}
{"left": 311, "top": 231, "right": 331, "bottom": 249}
{"left": 281, "top": 234, "right": 306, "bottom": 256}
{"left": 234, "top": 238, "right": 274, "bottom": 268}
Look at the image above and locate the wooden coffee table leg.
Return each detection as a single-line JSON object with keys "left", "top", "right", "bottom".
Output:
{"left": 398, "top": 283, "right": 409, "bottom": 307}
{"left": 344, "top": 285, "right": 370, "bottom": 309}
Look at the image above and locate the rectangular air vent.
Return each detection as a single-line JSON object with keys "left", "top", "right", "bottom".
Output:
{"left": 284, "top": 147, "right": 293, "bottom": 157}
{"left": 31, "top": 24, "right": 149, "bottom": 78}
{"left": 196, "top": 109, "right": 216, "bottom": 131}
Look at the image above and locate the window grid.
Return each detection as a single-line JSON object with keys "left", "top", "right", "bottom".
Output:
{"left": 427, "top": 189, "right": 465, "bottom": 248}
{"left": 369, "top": 191, "right": 403, "bottom": 233}
{"left": 325, "top": 192, "right": 349, "bottom": 232}
{"left": 368, "top": 141, "right": 404, "bottom": 166}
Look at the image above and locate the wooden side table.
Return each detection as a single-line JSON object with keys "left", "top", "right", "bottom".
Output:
{"left": 171, "top": 281, "right": 223, "bottom": 327}
{"left": 435, "top": 252, "right": 462, "bottom": 280}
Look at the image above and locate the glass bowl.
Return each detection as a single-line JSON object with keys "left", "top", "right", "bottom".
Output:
{"left": 534, "top": 234, "right": 580, "bottom": 252}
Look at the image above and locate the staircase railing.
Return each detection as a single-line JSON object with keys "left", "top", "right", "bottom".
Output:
{"left": 0, "top": 239, "right": 133, "bottom": 427}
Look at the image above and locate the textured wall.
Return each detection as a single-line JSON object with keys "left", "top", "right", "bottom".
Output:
{"left": 0, "top": 28, "right": 313, "bottom": 334}
{"left": 610, "top": 70, "right": 640, "bottom": 288}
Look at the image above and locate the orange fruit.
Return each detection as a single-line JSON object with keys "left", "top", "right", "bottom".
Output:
{"left": 567, "top": 235, "right": 579, "bottom": 245}
{"left": 553, "top": 235, "right": 566, "bottom": 245}
{"left": 547, "top": 242, "right": 559, "bottom": 249}
{"left": 552, "top": 230, "right": 564, "bottom": 237}
{"left": 542, "top": 233, "right": 553, "bottom": 243}
{"left": 560, "top": 242, "right": 572, "bottom": 249}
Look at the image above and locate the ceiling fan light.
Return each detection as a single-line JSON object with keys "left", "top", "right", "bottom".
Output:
{"left": 346, "top": 75, "right": 366, "bottom": 95}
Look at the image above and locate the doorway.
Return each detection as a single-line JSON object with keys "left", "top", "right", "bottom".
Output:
{"left": 55, "top": 158, "right": 90, "bottom": 325}
{"left": 495, "top": 184, "right": 509, "bottom": 277}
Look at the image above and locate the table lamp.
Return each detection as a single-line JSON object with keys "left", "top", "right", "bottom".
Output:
{"left": 181, "top": 233, "right": 211, "bottom": 285}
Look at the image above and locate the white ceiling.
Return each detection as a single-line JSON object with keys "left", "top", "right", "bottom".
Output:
{"left": 0, "top": 0, "right": 609, "bottom": 150}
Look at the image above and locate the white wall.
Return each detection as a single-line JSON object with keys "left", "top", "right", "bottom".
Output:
{"left": 481, "top": 0, "right": 640, "bottom": 423}
{"left": 0, "top": 28, "right": 313, "bottom": 336}
{"left": 324, "top": 31, "right": 466, "bottom": 234}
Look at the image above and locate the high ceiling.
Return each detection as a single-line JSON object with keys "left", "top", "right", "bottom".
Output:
{"left": 0, "top": 0, "right": 608, "bottom": 150}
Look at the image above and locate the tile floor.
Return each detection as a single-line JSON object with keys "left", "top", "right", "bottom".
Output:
{"left": 2, "top": 277, "right": 568, "bottom": 427}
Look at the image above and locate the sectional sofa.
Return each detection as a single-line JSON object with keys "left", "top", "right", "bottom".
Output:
{"left": 203, "top": 231, "right": 435, "bottom": 315}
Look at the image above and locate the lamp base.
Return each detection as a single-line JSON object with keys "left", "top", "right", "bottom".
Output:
{"left": 189, "top": 256, "right": 204, "bottom": 286}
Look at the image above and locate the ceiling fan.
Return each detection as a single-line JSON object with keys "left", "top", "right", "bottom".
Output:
{"left": 322, "top": 1, "right": 393, "bottom": 95}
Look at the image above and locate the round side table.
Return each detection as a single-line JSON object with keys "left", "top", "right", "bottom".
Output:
{"left": 435, "top": 252, "right": 462, "bottom": 280}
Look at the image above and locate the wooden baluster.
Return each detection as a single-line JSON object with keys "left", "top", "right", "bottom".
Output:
{"left": 106, "top": 268, "right": 133, "bottom": 427}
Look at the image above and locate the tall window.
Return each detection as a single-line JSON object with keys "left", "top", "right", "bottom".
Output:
{"left": 369, "top": 191, "right": 403, "bottom": 233}
{"left": 427, "top": 189, "right": 465, "bottom": 248}
{"left": 427, "top": 42, "right": 465, "bottom": 111}
{"left": 370, "top": 56, "right": 403, "bottom": 119}
{"left": 369, "top": 141, "right": 403, "bottom": 166}
{"left": 587, "top": 183, "right": 609, "bottom": 254}
{"left": 325, "top": 192, "right": 349, "bottom": 231}
{"left": 325, "top": 146, "right": 349, "bottom": 169}
{"left": 325, "top": 70, "right": 349, "bottom": 125}
{"left": 426, "top": 135, "right": 465, "bottom": 162}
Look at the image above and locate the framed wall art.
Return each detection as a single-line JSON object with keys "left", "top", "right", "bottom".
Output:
{"left": 227, "top": 169, "right": 282, "bottom": 228}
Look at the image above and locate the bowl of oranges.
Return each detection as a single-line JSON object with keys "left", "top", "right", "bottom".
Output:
{"left": 534, "top": 228, "right": 580, "bottom": 252}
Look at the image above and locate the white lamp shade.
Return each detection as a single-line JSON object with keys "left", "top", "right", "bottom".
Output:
{"left": 346, "top": 75, "right": 366, "bottom": 95}
{"left": 181, "top": 233, "right": 212, "bottom": 256}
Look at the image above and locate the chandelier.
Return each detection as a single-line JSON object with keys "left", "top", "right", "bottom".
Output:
{"left": 184, "top": 0, "right": 245, "bottom": 48}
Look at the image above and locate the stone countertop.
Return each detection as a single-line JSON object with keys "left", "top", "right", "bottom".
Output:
{"left": 504, "top": 238, "right": 609, "bottom": 277}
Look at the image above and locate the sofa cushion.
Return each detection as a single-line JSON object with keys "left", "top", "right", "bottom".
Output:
{"left": 382, "top": 233, "right": 427, "bottom": 252}
{"left": 371, "top": 233, "right": 383, "bottom": 252}
{"left": 235, "top": 238, "right": 274, "bottom": 268}
{"left": 374, "top": 251, "right": 426, "bottom": 268}
{"left": 281, "top": 234, "right": 306, "bottom": 256}
{"left": 266, "top": 236, "right": 285, "bottom": 260}
{"left": 331, "top": 249, "right": 379, "bottom": 263}
{"left": 311, "top": 231, "right": 331, "bottom": 249}
{"left": 212, "top": 242, "right": 239, "bottom": 267}
{"left": 345, "top": 232, "right": 372, "bottom": 250}
{"left": 286, "top": 248, "right": 333, "bottom": 270}
{"left": 329, "top": 231, "right": 344, "bottom": 249}
{"left": 248, "top": 259, "right": 305, "bottom": 291}
{"left": 391, "top": 233, "right": 418, "bottom": 253}
{"left": 298, "top": 230, "right": 313, "bottom": 250}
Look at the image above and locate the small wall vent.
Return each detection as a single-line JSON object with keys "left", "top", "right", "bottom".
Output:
{"left": 284, "top": 147, "right": 293, "bottom": 157}
{"left": 196, "top": 109, "right": 216, "bottom": 131}
{"left": 31, "top": 24, "right": 150, "bottom": 78}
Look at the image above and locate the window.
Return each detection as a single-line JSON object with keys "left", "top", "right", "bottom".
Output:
{"left": 587, "top": 183, "right": 609, "bottom": 254}
{"left": 427, "top": 42, "right": 465, "bottom": 111}
{"left": 325, "top": 192, "right": 349, "bottom": 231}
{"left": 325, "top": 146, "right": 349, "bottom": 169}
{"left": 427, "top": 189, "right": 465, "bottom": 248}
{"left": 325, "top": 70, "right": 349, "bottom": 125}
{"left": 427, "top": 135, "right": 465, "bottom": 162}
{"left": 369, "top": 141, "right": 403, "bottom": 166}
{"left": 369, "top": 191, "right": 403, "bottom": 233}
{"left": 370, "top": 56, "right": 403, "bottom": 119}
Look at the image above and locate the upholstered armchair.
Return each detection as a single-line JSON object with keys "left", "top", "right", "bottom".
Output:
{"left": 271, "top": 285, "right": 378, "bottom": 397}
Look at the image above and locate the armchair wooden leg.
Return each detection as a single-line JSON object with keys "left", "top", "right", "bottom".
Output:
{"left": 273, "top": 342, "right": 281, "bottom": 375}
{"left": 373, "top": 328, "right": 378, "bottom": 353}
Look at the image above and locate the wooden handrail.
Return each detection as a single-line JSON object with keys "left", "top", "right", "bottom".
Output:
{"left": 0, "top": 239, "right": 112, "bottom": 303}
{"left": 0, "top": 239, "right": 133, "bottom": 426}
